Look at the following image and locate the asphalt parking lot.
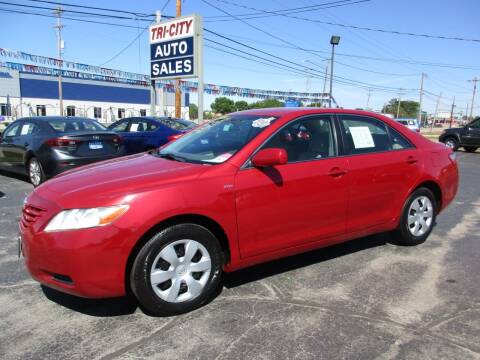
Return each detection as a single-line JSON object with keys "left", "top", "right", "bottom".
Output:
{"left": 0, "top": 152, "right": 479, "bottom": 360}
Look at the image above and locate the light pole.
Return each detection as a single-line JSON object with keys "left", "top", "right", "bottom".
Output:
{"left": 329, "top": 35, "right": 340, "bottom": 108}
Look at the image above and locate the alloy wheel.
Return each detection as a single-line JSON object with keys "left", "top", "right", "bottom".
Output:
{"left": 444, "top": 139, "right": 456, "bottom": 149}
{"left": 150, "top": 239, "right": 211, "bottom": 303}
{"left": 407, "top": 196, "right": 433, "bottom": 237}
{"left": 29, "top": 159, "right": 42, "bottom": 186}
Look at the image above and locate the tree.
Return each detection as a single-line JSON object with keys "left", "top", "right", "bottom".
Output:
{"left": 234, "top": 100, "right": 249, "bottom": 111}
{"left": 211, "top": 97, "right": 235, "bottom": 114}
{"left": 382, "top": 98, "right": 419, "bottom": 118}
{"left": 249, "top": 98, "right": 284, "bottom": 109}
{"left": 189, "top": 103, "right": 198, "bottom": 120}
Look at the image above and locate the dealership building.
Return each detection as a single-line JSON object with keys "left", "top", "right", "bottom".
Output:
{"left": 0, "top": 66, "right": 190, "bottom": 124}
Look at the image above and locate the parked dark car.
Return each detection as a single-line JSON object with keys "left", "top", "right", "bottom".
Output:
{"left": 108, "top": 116, "right": 195, "bottom": 155}
{"left": 439, "top": 117, "right": 480, "bottom": 152}
{"left": 0, "top": 116, "right": 123, "bottom": 186}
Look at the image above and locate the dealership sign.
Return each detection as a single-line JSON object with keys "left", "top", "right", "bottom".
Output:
{"left": 149, "top": 15, "right": 201, "bottom": 80}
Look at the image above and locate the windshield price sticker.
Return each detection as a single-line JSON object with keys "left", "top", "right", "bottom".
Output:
{"left": 204, "top": 153, "right": 233, "bottom": 163}
{"left": 252, "top": 117, "right": 275, "bottom": 128}
{"left": 350, "top": 126, "right": 375, "bottom": 149}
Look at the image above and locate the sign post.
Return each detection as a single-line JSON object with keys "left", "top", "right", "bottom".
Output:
{"left": 150, "top": 14, "right": 203, "bottom": 123}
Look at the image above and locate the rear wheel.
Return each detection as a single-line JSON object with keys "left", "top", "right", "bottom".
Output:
{"left": 130, "top": 224, "right": 223, "bottom": 316}
{"left": 464, "top": 146, "right": 478, "bottom": 153}
{"left": 28, "top": 157, "right": 45, "bottom": 187}
{"left": 393, "top": 188, "right": 437, "bottom": 246}
{"left": 442, "top": 137, "right": 458, "bottom": 151}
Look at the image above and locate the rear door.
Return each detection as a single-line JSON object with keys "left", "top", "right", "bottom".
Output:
{"left": 338, "top": 114, "right": 421, "bottom": 233}
{"left": 124, "top": 118, "right": 150, "bottom": 153}
{"left": 235, "top": 114, "right": 349, "bottom": 258}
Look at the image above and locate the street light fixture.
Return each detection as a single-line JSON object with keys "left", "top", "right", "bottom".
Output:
{"left": 329, "top": 35, "right": 340, "bottom": 108}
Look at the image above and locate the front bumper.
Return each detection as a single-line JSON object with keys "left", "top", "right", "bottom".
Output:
{"left": 20, "top": 193, "right": 135, "bottom": 298}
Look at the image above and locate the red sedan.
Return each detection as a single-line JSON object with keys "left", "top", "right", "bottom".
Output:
{"left": 20, "top": 108, "right": 458, "bottom": 316}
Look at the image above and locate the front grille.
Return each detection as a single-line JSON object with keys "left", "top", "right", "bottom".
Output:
{"left": 21, "top": 204, "right": 45, "bottom": 228}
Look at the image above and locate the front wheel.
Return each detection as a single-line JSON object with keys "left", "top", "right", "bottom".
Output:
{"left": 130, "top": 224, "right": 223, "bottom": 316}
{"left": 464, "top": 146, "right": 478, "bottom": 153}
{"left": 442, "top": 137, "right": 459, "bottom": 151}
{"left": 393, "top": 188, "right": 437, "bottom": 246}
{"left": 28, "top": 157, "right": 46, "bottom": 187}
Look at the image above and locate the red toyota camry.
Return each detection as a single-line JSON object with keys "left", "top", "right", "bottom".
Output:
{"left": 20, "top": 108, "right": 458, "bottom": 315}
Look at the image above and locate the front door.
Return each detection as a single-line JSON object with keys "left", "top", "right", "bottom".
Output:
{"left": 235, "top": 115, "right": 349, "bottom": 258}
{"left": 0, "top": 122, "right": 22, "bottom": 168}
{"left": 461, "top": 118, "right": 480, "bottom": 146}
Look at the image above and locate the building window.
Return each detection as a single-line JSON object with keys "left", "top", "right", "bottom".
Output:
{"left": 118, "top": 108, "right": 125, "bottom": 119}
{"left": 66, "top": 106, "right": 75, "bottom": 117}
{"left": 140, "top": 109, "right": 146, "bottom": 116}
{"left": 36, "top": 105, "right": 46, "bottom": 116}
{"left": 93, "top": 107, "right": 102, "bottom": 119}
{"left": 0, "top": 103, "right": 12, "bottom": 116}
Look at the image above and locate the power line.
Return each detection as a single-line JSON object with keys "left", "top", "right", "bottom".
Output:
{"left": 209, "top": 0, "right": 480, "bottom": 43}
{"left": 24, "top": 0, "right": 153, "bottom": 17}
{"left": 205, "top": 0, "right": 370, "bottom": 21}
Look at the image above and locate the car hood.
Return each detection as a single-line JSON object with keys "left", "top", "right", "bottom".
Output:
{"left": 35, "top": 152, "right": 209, "bottom": 203}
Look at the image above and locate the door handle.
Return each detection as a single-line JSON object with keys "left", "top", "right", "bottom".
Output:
{"left": 24, "top": 142, "right": 29, "bottom": 147}
{"left": 328, "top": 167, "right": 348, "bottom": 177}
{"left": 407, "top": 156, "right": 418, "bottom": 164}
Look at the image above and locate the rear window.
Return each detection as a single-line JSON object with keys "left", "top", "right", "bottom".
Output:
{"left": 48, "top": 119, "right": 106, "bottom": 133}
{"left": 158, "top": 118, "right": 195, "bottom": 130}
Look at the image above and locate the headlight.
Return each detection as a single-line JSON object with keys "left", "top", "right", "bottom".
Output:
{"left": 44, "top": 205, "right": 129, "bottom": 232}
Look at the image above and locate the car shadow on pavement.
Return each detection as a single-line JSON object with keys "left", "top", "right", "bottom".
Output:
{"left": 223, "top": 232, "right": 393, "bottom": 289}
{"left": 0, "top": 170, "right": 30, "bottom": 184}
{"left": 41, "top": 286, "right": 138, "bottom": 317}
{"left": 39, "top": 232, "right": 393, "bottom": 317}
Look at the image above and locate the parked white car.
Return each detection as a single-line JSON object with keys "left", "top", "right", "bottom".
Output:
{"left": 396, "top": 118, "right": 420, "bottom": 133}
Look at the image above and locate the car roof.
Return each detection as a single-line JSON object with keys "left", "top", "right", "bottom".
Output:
{"left": 19, "top": 116, "right": 96, "bottom": 122}
{"left": 232, "top": 107, "right": 393, "bottom": 119}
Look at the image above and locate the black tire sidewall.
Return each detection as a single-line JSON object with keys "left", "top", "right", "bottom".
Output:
{"left": 395, "top": 188, "right": 437, "bottom": 246}
{"left": 130, "top": 223, "right": 223, "bottom": 316}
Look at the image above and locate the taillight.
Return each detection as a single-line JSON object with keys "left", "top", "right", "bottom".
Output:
{"left": 167, "top": 134, "right": 182, "bottom": 142}
{"left": 45, "top": 138, "right": 81, "bottom": 147}
{"left": 113, "top": 136, "right": 122, "bottom": 144}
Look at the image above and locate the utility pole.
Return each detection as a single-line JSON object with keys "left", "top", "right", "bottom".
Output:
{"left": 175, "top": 0, "right": 182, "bottom": 118}
{"left": 322, "top": 61, "right": 328, "bottom": 107}
{"left": 431, "top": 92, "right": 442, "bottom": 132}
{"left": 396, "top": 90, "right": 403, "bottom": 119}
{"left": 54, "top": 7, "right": 64, "bottom": 116}
{"left": 449, "top": 96, "right": 456, "bottom": 128}
{"left": 418, "top": 73, "right": 426, "bottom": 125}
{"left": 329, "top": 36, "right": 340, "bottom": 108}
{"left": 468, "top": 77, "right": 478, "bottom": 120}
{"left": 366, "top": 88, "right": 371, "bottom": 109}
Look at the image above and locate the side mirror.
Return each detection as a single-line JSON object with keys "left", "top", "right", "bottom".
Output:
{"left": 252, "top": 148, "right": 288, "bottom": 167}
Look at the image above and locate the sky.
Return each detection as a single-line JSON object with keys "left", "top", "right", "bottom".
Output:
{"left": 1, "top": 0, "right": 479, "bottom": 115}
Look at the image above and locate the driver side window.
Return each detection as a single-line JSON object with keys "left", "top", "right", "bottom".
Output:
{"left": 111, "top": 120, "right": 129, "bottom": 132}
{"left": 469, "top": 118, "right": 480, "bottom": 128}
{"left": 262, "top": 116, "right": 336, "bottom": 163}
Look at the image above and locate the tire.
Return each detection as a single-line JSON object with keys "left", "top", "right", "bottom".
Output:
{"left": 464, "top": 146, "right": 478, "bottom": 153}
{"left": 130, "top": 224, "right": 223, "bottom": 316}
{"left": 28, "top": 157, "right": 46, "bottom": 187}
{"left": 442, "top": 137, "right": 459, "bottom": 151}
{"left": 393, "top": 188, "right": 437, "bottom": 246}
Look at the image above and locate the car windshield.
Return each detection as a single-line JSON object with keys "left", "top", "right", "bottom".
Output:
{"left": 155, "top": 117, "right": 195, "bottom": 130}
{"left": 154, "top": 114, "right": 278, "bottom": 164}
{"left": 48, "top": 119, "right": 107, "bottom": 133}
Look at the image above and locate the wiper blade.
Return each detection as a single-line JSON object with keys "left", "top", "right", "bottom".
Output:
{"left": 157, "top": 152, "right": 186, "bottom": 162}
